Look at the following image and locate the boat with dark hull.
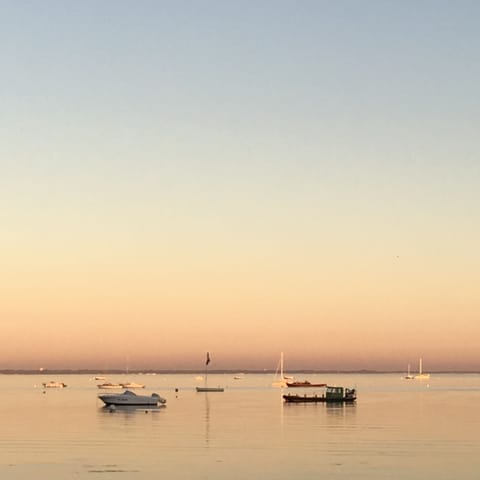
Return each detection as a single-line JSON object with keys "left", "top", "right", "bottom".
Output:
{"left": 286, "top": 380, "right": 327, "bottom": 388}
{"left": 283, "top": 386, "right": 356, "bottom": 403}
{"left": 195, "top": 352, "right": 224, "bottom": 393}
{"left": 196, "top": 387, "right": 225, "bottom": 392}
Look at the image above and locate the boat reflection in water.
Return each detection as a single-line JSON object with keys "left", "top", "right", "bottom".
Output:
{"left": 100, "top": 404, "right": 165, "bottom": 415}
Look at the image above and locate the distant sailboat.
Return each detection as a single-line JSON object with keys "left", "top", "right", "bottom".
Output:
{"left": 196, "top": 352, "right": 224, "bottom": 392}
{"left": 272, "top": 352, "right": 292, "bottom": 387}
{"left": 404, "top": 364, "right": 415, "bottom": 380}
{"left": 414, "top": 358, "right": 430, "bottom": 380}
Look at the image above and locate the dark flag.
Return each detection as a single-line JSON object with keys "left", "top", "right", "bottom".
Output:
{"left": 206, "top": 352, "right": 211, "bottom": 365}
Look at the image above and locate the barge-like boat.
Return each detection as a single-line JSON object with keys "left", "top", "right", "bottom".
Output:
{"left": 283, "top": 386, "right": 356, "bottom": 403}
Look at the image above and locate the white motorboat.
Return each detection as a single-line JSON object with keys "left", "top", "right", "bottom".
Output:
{"left": 97, "top": 382, "right": 123, "bottom": 389}
{"left": 42, "top": 381, "right": 67, "bottom": 388}
{"left": 98, "top": 390, "right": 166, "bottom": 406}
{"left": 120, "top": 382, "right": 145, "bottom": 389}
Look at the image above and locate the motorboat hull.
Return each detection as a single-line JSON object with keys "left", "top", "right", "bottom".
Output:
{"left": 99, "top": 390, "right": 166, "bottom": 406}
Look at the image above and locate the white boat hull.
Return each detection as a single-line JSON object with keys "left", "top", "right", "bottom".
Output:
{"left": 42, "top": 382, "right": 67, "bottom": 388}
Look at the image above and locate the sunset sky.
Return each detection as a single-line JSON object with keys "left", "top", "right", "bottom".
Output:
{"left": 2, "top": 1, "right": 479, "bottom": 371}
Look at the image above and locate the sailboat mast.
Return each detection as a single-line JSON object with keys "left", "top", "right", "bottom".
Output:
{"left": 204, "top": 352, "right": 211, "bottom": 386}
{"left": 280, "top": 352, "right": 284, "bottom": 379}
{"left": 419, "top": 358, "right": 423, "bottom": 375}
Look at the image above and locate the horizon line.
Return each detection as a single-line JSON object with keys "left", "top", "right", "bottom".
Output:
{"left": 2, "top": 369, "right": 480, "bottom": 375}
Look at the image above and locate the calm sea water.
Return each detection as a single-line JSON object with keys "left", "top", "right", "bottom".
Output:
{"left": 1, "top": 373, "right": 479, "bottom": 479}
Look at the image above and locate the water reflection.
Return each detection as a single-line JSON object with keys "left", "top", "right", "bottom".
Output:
{"left": 98, "top": 404, "right": 165, "bottom": 419}
{"left": 325, "top": 402, "right": 357, "bottom": 414}
{"left": 101, "top": 404, "right": 164, "bottom": 413}
{"left": 202, "top": 392, "right": 211, "bottom": 446}
{"left": 3, "top": 374, "right": 480, "bottom": 480}
{"left": 281, "top": 392, "right": 357, "bottom": 432}
{"left": 324, "top": 402, "right": 357, "bottom": 430}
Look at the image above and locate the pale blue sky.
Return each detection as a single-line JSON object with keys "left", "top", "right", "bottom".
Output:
{"left": 1, "top": 1, "right": 479, "bottom": 370}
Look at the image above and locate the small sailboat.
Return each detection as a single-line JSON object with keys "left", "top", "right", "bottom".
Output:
{"left": 272, "top": 352, "right": 291, "bottom": 387}
{"left": 404, "top": 364, "right": 415, "bottom": 379}
{"left": 196, "top": 352, "right": 224, "bottom": 392}
{"left": 414, "top": 358, "right": 430, "bottom": 380}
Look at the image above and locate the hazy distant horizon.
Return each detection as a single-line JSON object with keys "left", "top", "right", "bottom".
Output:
{"left": 2, "top": 367, "right": 480, "bottom": 375}
{"left": 0, "top": 352, "right": 477, "bottom": 374}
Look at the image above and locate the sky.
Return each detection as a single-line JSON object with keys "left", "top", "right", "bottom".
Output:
{"left": 1, "top": 1, "right": 479, "bottom": 371}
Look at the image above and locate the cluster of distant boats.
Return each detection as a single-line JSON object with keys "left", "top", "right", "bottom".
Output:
{"left": 403, "top": 358, "right": 430, "bottom": 380}
{"left": 41, "top": 378, "right": 356, "bottom": 406}
{"left": 271, "top": 352, "right": 356, "bottom": 403}
{"left": 37, "top": 354, "right": 431, "bottom": 407}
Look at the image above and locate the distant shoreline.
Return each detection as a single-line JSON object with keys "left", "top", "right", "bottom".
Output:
{"left": 1, "top": 369, "right": 479, "bottom": 375}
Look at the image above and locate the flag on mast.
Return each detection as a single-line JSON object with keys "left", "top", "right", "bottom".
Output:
{"left": 206, "top": 352, "right": 211, "bottom": 365}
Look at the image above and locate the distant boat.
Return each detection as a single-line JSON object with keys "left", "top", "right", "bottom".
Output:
{"left": 283, "top": 386, "right": 356, "bottom": 403}
{"left": 195, "top": 352, "right": 224, "bottom": 393}
{"left": 404, "top": 364, "right": 415, "bottom": 379}
{"left": 42, "top": 381, "right": 67, "bottom": 388}
{"left": 414, "top": 358, "right": 430, "bottom": 380}
{"left": 120, "top": 382, "right": 145, "bottom": 389}
{"left": 196, "top": 386, "right": 225, "bottom": 392}
{"left": 233, "top": 373, "right": 245, "bottom": 380}
{"left": 286, "top": 380, "right": 327, "bottom": 388}
{"left": 272, "top": 352, "right": 292, "bottom": 387}
{"left": 94, "top": 376, "right": 106, "bottom": 381}
{"left": 98, "top": 390, "right": 166, "bottom": 406}
{"left": 97, "top": 382, "right": 123, "bottom": 389}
